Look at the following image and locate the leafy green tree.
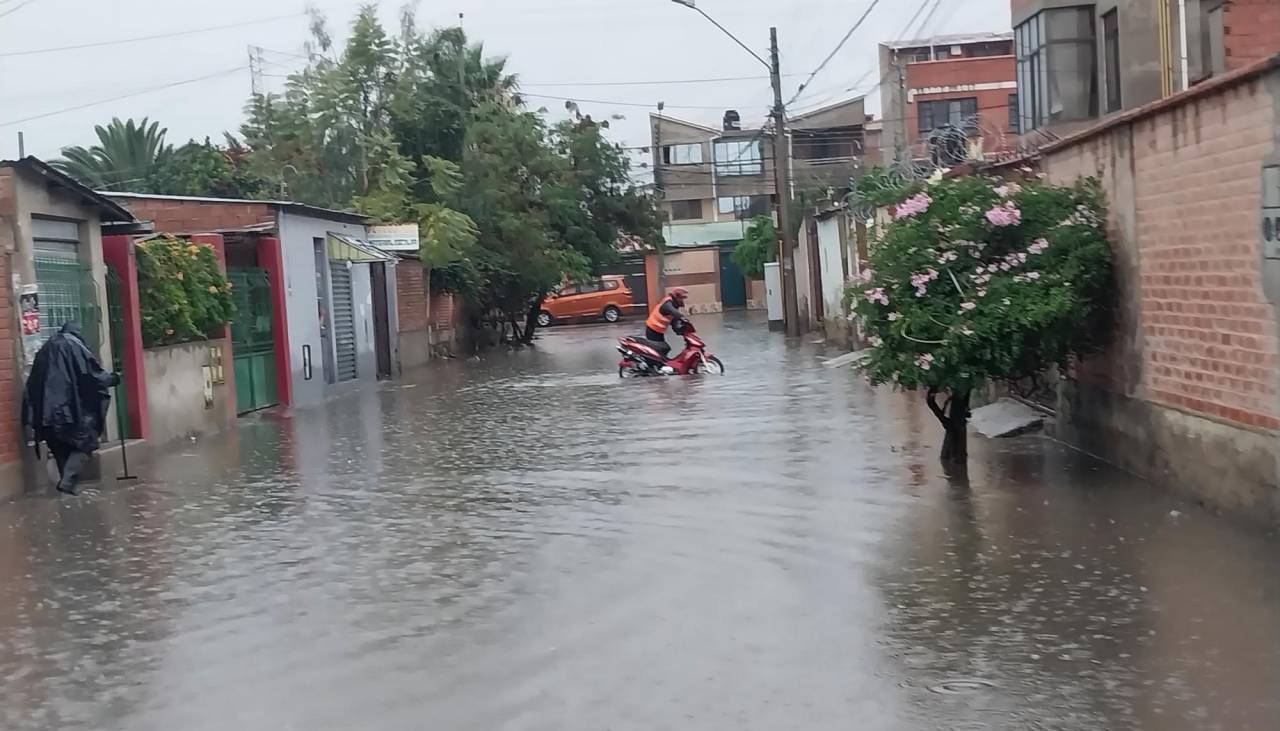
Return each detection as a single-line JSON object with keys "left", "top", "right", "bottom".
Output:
{"left": 731, "top": 216, "right": 776, "bottom": 279}
{"left": 847, "top": 175, "right": 1112, "bottom": 463}
{"left": 148, "top": 137, "right": 269, "bottom": 199}
{"left": 54, "top": 117, "right": 172, "bottom": 191}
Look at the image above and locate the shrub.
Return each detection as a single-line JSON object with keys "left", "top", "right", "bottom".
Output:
{"left": 135, "top": 236, "right": 235, "bottom": 348}
{"left": 730, "top": 215, "right": 776, "bottom": 279}
{"left": 846, "top": 174, "right": 1112, "bottom": 462}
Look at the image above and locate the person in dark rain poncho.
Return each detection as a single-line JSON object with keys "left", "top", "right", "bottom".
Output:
{"left": 23, "top": 323, "right": 120, "bottom": 495}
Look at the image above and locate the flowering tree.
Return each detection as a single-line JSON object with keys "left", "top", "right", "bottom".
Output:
{"left": 847, "top": 174, "right": 1112, "bottom": 463}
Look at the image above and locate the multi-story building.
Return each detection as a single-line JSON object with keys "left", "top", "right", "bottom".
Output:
{"left": 878, "top": 32, "right": 1017, "bottom": 163}
{"left": 1011, "top": 0, "right": 1280, "bottom": 135}
{"left": 650, "top": 97, "right": 865, "bottom": 251}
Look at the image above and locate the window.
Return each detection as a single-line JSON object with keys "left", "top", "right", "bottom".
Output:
{"left": 793, "top": 130, "right": 859, "bottom": 161}
{"left": 602, "top": 280, "right": 620, "bottom": 291}
{"left": 717, "top": 195, "right": 770, "bottom": 220}
{"left": 662, "top": 143, "right": 703, "bottom": 165}
{"left": 900, "top": 49, "right": 932, "bottom": 64}
{"left": 968, "top": 41, "right": 1013, "bottom": 57}
{"left": 670, "top": 199, "right": 704, "bottom": 221}
{"left": 1202, "top": 2, "right": 1226, "bottom": 77}
{"left": 1015, "top": 6, "right": 1098, "bottom": 131}
{"left": 1102, "top": 10, "right": 1121, "bottom": 113}
{"left": 1008, "top": 93, "right": 1020, "bottom": 134}
{"left": 917, "top": 97, "right": 978, "bottom": 135}
{"left": 714, "top": 139, "right": 763, "bottom": 176}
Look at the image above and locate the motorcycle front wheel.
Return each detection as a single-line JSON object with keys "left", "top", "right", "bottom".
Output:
{"left": 696, "top": 356, "right": 725, "bottom": 375}
{"left": 619, "top": 365, "right": 641, "bottom": 378}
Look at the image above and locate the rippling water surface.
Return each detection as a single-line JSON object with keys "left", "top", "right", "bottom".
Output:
{"left": 0, "top": 313, "right": 1277, "bottom": 730}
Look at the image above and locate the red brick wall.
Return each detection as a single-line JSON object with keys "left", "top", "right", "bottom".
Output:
{"left": 905, "top": 56, "right": 1017, "bottom": 148}
{"left": 110, "top": 197, "right": 274, "bottom": 234}
{"left": 1042, "top": 71, "right": 1280, "bottom": 431}
{"left": 396, "top": 263, "right": 429, "bottom": 332}
{"left": 429, "top": 293, "right": 455, "bottom": 328}
{"left": 1224, "top": 0, "right": 1280, "bottom": 71}
{"left": 0, "top": 251, "right": 18, "bottom": 464}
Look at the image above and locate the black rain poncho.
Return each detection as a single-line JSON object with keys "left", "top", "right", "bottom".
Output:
{"left": 23, "top": 323, "right": 119, "bottom": 453}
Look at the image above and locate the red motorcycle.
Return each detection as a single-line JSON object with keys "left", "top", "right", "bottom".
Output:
{"left": 616, "top": 318, "right": 725, "bottom": 377}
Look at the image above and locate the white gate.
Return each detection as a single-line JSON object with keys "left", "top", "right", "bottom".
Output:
{"left": 329, "top": 262, "right": 358, "bottom": 382}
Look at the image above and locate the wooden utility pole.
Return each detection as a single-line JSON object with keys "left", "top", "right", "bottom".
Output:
{"left": 769, "top": 27, "right": 801, "bottom": 337}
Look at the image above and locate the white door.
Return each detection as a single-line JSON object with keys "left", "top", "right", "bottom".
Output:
{"left": 816, "top": 217, "right": 845, "bottom": 318}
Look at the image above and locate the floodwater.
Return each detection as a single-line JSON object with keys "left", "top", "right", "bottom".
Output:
{"left": 1, "top": 312, "right": 1278, "bottom": 730}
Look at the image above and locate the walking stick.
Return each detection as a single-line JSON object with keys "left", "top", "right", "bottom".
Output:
{"left": 117, "top": 430, "right": 137, "bottom": 482}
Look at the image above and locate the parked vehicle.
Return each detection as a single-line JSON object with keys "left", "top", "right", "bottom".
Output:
{"left": 538, "top": 276, "right": 637, "bottom": 327}
{"left": 616, "top": 318, "right": 724, "bottom": 377}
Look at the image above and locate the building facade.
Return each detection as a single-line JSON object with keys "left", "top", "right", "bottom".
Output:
{"left": 879, "top": 32, "right": 1017, "bottom": 163}
{"left": 1011, "top": 0, "right": 1280, "bottom": 136}
{"left": 109, "top": 194, "right": 398, "bottom": 412}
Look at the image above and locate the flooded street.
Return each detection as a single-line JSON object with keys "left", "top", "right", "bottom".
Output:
{"left": 1, "top": 312, "right": 1278, "bottom": 730}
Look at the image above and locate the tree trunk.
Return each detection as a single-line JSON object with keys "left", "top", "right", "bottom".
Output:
{"left": 927, "top": 388, "right": 971, "bottom": 465}
{"left": 521, "top": 297, "right": 545, "bottom": 345}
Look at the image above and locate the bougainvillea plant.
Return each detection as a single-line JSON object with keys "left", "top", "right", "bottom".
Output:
{"left": 136, "top": 236, "right": 236, "bottom": 348}
{"left": 846, "top": 173, "right": 1112, "bottom": 463}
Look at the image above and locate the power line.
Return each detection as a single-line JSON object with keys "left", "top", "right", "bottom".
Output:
{"left": 786, "top": 0, "right": 883, "bottom": 107}
{"left": 521, "top": 92, "right": 752, "bottom": 111}
{"left": 0, "top": 0, "right": 41, "bottom": 20}
{"left": 522, "top": 74, "right": 797, "bottom": 88}
{"left": 0, "top": 67, "right": 247, "bottom": 128}
{"left": 0, "top": 12, "right": 305, "bottom": 57}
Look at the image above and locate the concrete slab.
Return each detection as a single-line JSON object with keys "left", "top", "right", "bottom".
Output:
{"left": 823, "top": 350, "right": 870, "bottom": 368}
{"left": 970, "top": 398, "right": 1045, "bottom": 438}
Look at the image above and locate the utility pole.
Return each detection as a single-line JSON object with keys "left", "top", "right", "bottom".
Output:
{"left": 769, "top": 27, "right": 801, "bottom": 337}
{"left": 654, "top": 101, "right": 667, "bottom": 298}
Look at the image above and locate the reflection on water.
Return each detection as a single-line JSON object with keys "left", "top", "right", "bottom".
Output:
{"left": 0, "top": 313, "right": 1275, "bottom": 730}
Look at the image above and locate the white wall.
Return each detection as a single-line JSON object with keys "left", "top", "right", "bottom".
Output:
{"left": 816, "top": 215, "right": 846, "bottom": 319}
{"left": 276, "top": 211, "right": 368, "bottom": 409}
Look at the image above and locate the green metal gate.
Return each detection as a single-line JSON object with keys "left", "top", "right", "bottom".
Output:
{"left": 227, "top": 268, "right": 279, "bottom": 414}
{"left": 104, "top": 264, "right": 130, "bottom": 439}
{"left": 33, "top": 255, "right": 101, "bottom": 352}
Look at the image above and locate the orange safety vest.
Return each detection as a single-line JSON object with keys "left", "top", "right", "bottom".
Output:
{"left": 645, "top": 295, "right": 675, "bottom": 334}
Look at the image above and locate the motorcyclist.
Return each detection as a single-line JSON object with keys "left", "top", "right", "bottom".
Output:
{"left": 644, "top": 287, "right": 690, "bottom": 356}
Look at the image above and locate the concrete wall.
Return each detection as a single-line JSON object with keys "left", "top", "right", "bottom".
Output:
{"left": 658, "top": 248, "right": 722, "bottom": 314}
{"left": 276, "top": 211, "right": 369, "bottom": 409}
{"left": 1030, "top": 60, "right": 1280, "bottom": 520}
{"left": 142, "top": 339, "right": 234, "bottom": 442}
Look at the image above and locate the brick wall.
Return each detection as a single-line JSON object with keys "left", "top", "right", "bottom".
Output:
{"left": 109, "top": 197, "right": 274, "bottom": 234}
{"left": 1042, "top": 70, "right": 1280, "bottom": 431}
{"left": 429, "top": 293, "right": 455, "bottom": 328}
{"left": 0, "top": 251, "right": 18, "bottom": 465}
{"left": 395, "top": 262, "right": 429, "bottom": 332}
{"left": 1225, "top": 0, "right": 1280, "bottom": 71}
{"left": 905, "top": 56, "right": 1017, "bottom": 149}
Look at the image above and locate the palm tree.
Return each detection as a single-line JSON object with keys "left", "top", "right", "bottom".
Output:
{"left": 53, "top": 118, "right": 172, "bottom": 191}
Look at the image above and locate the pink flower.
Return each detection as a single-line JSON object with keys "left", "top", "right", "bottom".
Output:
{"left": 985, "top": 201, "right": 1023, "bottom": 227}
{"left": 863, "top": 287, "right": 889, "bottom": 306}
{"left": 994, "top": 182, "right": 1022, "bottom": 197}
{"left": 915, "top": 353, "right": 935, "bottom": 371}
{"left": 937, "top": 251, "right": 959, "bottom": 264}
{"left": 977, "top": 288, "right": 988, "bottom": 297}
{"left": 893, "top": 192, "right": 933, "bottom": 220}
{"left": 859, "top": 268, "right": 875, "bottom": 282}
{"left": 1026, "top": 271, "right": 1041, "bottom": 280}
{"left": 999, "top": 263, "right": 1011, "bottom": 271}
{"left": 960, "top": 301, "right": 977, "bottom": 311}
{"left": 887, "top": 312, "right": 900, "bottom": 321}
{"left": 868, "top": 335, "right": 883, "bottom": 347}
{"left": 1028, "top": 238, "right": 1049, "bottom": 254}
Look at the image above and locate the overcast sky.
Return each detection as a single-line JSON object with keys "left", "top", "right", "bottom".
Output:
{"left": 0, "top": 0, "right": 1011, "bottom": 177}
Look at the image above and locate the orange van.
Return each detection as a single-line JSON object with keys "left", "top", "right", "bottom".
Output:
{"left": 538, "top": 275, "right": 636, "bottom": 326}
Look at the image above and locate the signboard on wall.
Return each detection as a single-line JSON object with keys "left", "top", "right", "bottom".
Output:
{"left": 20, "top": 285, "right": 39, "bottom": 336}
{"left": 367, "top": 224, "right": 420, "bottom": 252}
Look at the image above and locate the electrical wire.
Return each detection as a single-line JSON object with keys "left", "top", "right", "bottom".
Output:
{"left": 521, "top": 92, "right": 755, "bottom": 111}
{"left": 785, "top": 0, "right": 883, "bottom": 107}
{"left": 0, "top": 12, "right": 305, "bottom": 57}
{"left": 0, "top": 66, "right": 247, "bottom": 127}
{"left": 0, "top": 0, "right": 41, "bottom": 20}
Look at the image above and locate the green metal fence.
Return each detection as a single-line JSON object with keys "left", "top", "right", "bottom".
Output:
{"left": 105, "top": 264, "right": 130, "bottom": 439}
{"left": 228, "top": 268, "right": 278, "bottom": 414}
{"left": 33, "top": 255, "right": 101, "bottom": 353}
